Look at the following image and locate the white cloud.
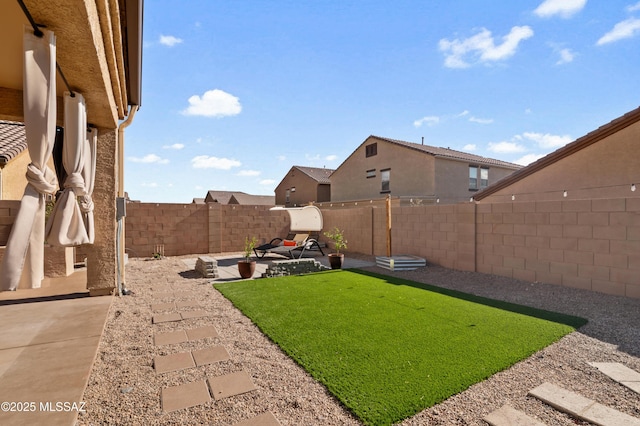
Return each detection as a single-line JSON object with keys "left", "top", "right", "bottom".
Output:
{"left": 413, "top": 116, "right": 440, "bottom": 127}
{"left": 325, "top": 154, "right": 338, "bottom": 161}
{"left": 469, "top": 116, "right": 494, "bottom": 124}
{"left": 439, "top": 26, "right": 534, "bottom": 68}
{"left": 463, "top": 144, "right": 477, "bottom": 151}
{"left": 522, "top": 132, "right": 572, "bottom": 148}
{"left": 260, "top": 179, "right": 276, "bottom": 186}
{"left": 457, "top": 110, "right": 470, "bottom": 117}
{"left": 515, "top": 153, "right": 546, "bottom": 166}
{"left": 556, "top": 48, "right": 575, "bottom": 64}
{"left": 159, "top": 35, "right": 183, "bottom": 47}
{"left": 163, "top": 143, "right": 185, "bottom": 150}
{"left": 488, "top": 141, "right": 527, "bottom": 153}
{"left": 628, "top": 2, "right": 640, "bottom": 12}
{"left": 191, "top": 155, "right": 241, "bottom": 170}
{"left": 534, "top": 0, "right": 586, "bottom": 18}
{"left": 237, "top": 170, "right": 261, "bottom": 177}
{"left": 597, "top": 18, "right": 640, "bottom": 45}
{"left": 128, "top": 154, "right": 169, "bottom": 164}
{"left": 182, "top": 89, "right": 242, "bottom": 117}
{"left": 141, "top": 182, "right": 158, "bottom": 187}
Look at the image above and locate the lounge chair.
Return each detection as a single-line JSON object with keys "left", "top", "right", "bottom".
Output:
{"left": 253, "top": 232, "right": 324, "bottom": 259}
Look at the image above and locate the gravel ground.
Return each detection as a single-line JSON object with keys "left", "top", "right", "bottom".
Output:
{"left": 79, "top": 254, "right": 640, "bottom": 425}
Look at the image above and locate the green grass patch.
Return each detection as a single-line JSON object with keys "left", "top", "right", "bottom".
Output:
{"left": 215, "top": 270, "right": 586, "bottom": 425}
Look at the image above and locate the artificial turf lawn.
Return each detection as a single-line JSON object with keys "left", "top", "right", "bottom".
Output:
{"left": 215, "top": 270, "right": 586, "bottom": 426}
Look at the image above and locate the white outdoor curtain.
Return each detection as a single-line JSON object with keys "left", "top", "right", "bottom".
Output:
{"left": 0, "top": 28, "right": 58, "bottom": 291}
{"left": 45, "top": 93, "right": 96, "bottom": 246}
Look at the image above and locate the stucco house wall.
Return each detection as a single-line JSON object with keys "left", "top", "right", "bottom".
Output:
{"left": 475, "top": 108, "right": 640, "bottom": 203}
{"left": 1, "top": 150, "right": 30, "bottom": 200}
{"left": 331, "top": 136, "right": 521, "bottom": 204}
{"left": 331, "top": 138, "right": 437, "bottom": 202}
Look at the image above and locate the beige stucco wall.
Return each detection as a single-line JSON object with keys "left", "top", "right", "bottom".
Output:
{"left": 331, "top": 140, "right": 437, "bottom": 202}
{"left": 275, "top": 171, "right": 326, "bottom": 206}
{"left": 1, "top": 150, "right": 30, "bottom": 200}
{"left": 479, "top": 120, "right": 640, "bottom": 203}
{"left": 435, "top": 157, "right": 517, "bottom": 204}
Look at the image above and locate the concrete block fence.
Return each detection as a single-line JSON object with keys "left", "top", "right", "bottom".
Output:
{"left": 2, "top": 196, "right": 637, "bottom": 299}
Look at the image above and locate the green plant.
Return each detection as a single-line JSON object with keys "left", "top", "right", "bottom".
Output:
{"left": 243, "top": 236, "right": 258, "bottom": 261}
{"left": 323, "top": 227, "right": 347, "bottom": 254}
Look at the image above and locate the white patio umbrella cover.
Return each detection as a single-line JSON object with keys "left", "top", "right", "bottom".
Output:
{"left": 0, "top": 28, "right": 58, "bottom": 291}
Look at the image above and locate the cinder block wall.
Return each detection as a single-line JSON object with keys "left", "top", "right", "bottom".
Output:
{"left": 125, "top": 202, "right": 210, "bottom": 257}
{"left": 123, "top": 197, "right": 640, "bottom": 299}
{"left": 476, "top": 198, "right": 640, "bottom": 299}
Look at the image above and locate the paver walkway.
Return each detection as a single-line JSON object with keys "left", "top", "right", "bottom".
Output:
{"left": 151, "top": 261, "right": 281, "bottom": 425}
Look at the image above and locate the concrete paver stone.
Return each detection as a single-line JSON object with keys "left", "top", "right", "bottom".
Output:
{"left": 192, "top": 346, "right": 231, "bottom": 366}
{"left": 186, "top": 325, "right": 220, "bottom": 341}
{"left": 151, "top": 302, "right": 175, "bottom": 312}
{"left": 589, "top": 362, "right": 640, "bottom": 394}
{"left": 233, "top": 411, "right": 282, "bottom": 426}
{"left": 154, "top": 351, "right": 195, "bottom": 374}
{"left": 154, "top": 330, "right": 189, "bottom": 346}
{"left": 153, "top": 313, "right": 182, "bottom": 324}
{"left": 208, "top": 370, "right": 258, "bottom": 401}
{"left": 180, "top": 310, "right": 209, "bottom": 320}
{"left": 529, "top": 382, "right": 640, "bottom": 426}
{"left": 484, "top": 405, "right": 546, "bottom": 426}
{"left": 152, "top": 292, "right": 176, "bottom": 300}
{"left": 161, "top": 380, "right": 211, "bottom": 412}
{"left": 176, "top": 300, "right": 201, "bottom": 308}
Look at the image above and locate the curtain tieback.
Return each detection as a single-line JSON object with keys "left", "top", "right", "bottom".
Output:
{"left": 26, "top": 163, "right": 57, "bottom": 195}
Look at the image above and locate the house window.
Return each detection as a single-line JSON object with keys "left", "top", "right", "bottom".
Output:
{"left": 365, "top": 143, "right": 377, "bottom": 157}
{"left": 366, "top": 169, "right": 376, "bottom": 178}
{"left": 381, "top": 169, "right": 390, "bottom": 193}
{"left": 291, "top": 187, "right": 296, "bottom": 192}
{"left": 286, "top": 189, "right": 290, "bottom": 203}
{"left": 469, "top": 166, "right": 489, "bottom": 190}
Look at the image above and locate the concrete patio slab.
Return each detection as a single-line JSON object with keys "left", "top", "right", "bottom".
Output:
{"left": 152, "top": 312, "right": 182, "bottom": 324}
{"left": 484, "top": 405, "right": 546, "bottom": 426}
{"left": 161, "top": 380, "right": 211, "bottom": 413}
{"left": 186, "top": 325, "right": 219, "bottom": 341}
{"left": 208, "top": 370, "right": 257, "bottom": 401}
{"left": 529, "top": 382, "right": 640, "bottom": 426}
{"left": 0, "top": 291, "right": 111, "bottom": 426}
{"left": 192, "top": 346, "right": 231, "bottom": 366}
{"left": 151, "top": 302, "right": 175, "bottom": 312}
{"left": 233, "top": 411, "right": 282, "bottom": 426}
{"left": 180, "top": 310, "right": 208, "bottom": 320}
{"left": 154, "top": 330, "right": 189, "bottom": 346}
{"left": 154, "top": 351, "right": 195, "bottom": 374}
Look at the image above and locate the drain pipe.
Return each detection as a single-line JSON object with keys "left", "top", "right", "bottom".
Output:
{"left": 117, "top": 105, "right": 138, "bottom": 295}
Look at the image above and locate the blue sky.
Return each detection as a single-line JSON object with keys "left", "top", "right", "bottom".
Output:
{"left": 125, "top": 0, "right": 640, "bottom": 203}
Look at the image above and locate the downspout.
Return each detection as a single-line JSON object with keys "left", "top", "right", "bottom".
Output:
{"left": 116, "top": 105, "right": 138, "bottom": 295}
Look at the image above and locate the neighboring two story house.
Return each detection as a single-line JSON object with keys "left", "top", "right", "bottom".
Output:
{"left": 275, "top": 165, "right": 333, "bottom": 206}
{"left": 330, "top": 135, "right": 522, "bottom": 204}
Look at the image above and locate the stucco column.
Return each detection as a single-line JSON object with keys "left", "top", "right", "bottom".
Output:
{"left": 86, "top": 127, "right": 117, "bottom": 296}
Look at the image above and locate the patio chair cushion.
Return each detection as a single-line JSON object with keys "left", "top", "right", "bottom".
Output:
{"left": 292, "top": 233, "right": 309, "bottom": 245}
{"left": 283, "top": 240, "right": 297, "bottom": 246}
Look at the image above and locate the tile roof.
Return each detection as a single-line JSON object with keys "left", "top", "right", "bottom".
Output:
{"left": 205, "top": 190, "right": 275, "bottom": 205}
{"left": 372, "top": 135, "right": 522, "bottom": 169}
{"left": 473, "top": 106, "right": 640, "bottom": 200}
{"left": 0, "top": 121, "right": 27, "bottom": 165}
{"left": 293, "top": 166, "right": 334, "bottom": 184}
